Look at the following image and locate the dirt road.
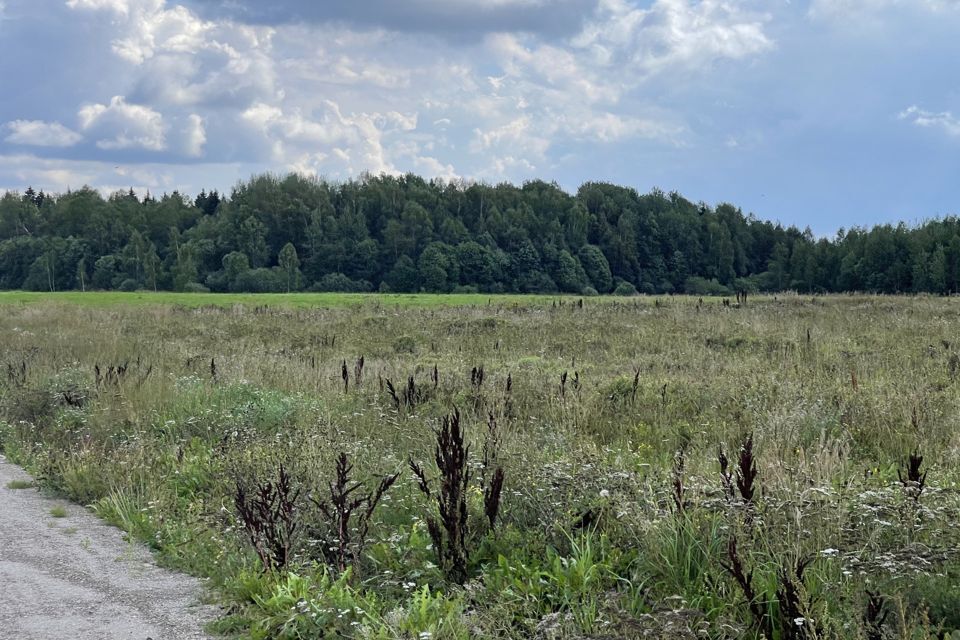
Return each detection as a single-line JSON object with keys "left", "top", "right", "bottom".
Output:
{"left": 0, "top": 456, "right": 216, "bottom": 639}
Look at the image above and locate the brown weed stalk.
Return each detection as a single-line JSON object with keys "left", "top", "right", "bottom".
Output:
{"left": 409, "top": 409, "right": 472, "bottom": 584}
{"left": 234, "top": 464, "right": 300, "bottom": 572}
{"left": 672, "top": 446, "right": 686, "bottom": 514}
{"left": 776, "top": 556, "right": 816, "bottom": 639}
{"left": 718, "top": 445, "right": 735, "bottom": 501}
{"left": 310, "top": 452, "right": 398, "bottom": 574}
{"left": 863, "top": 590, "right": 888, "bottom": 640}
{"left": 471, "top": 365, "right": 485, "bottom": 389}
{"left": 354, "top": 356, "right": 364, "bottom": 386}
{"left": 720, "top": 536, "right": 773, "bottom": 639}
{"left": 481, "top": 412, "right": 505, "bottom": 530}
{"left": 898, "top": 449, "right": 927, "bottom": 503}
{"left": 736, "top": 433, "right": 759, "bottom": 505}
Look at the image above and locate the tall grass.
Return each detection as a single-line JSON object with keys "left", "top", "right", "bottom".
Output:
{"left": 1, "top": 294, "right": 960, "bottom": 637}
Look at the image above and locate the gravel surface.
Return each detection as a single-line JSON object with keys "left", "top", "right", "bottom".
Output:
{"left": 0, "top": 456, "right": 217, "bottom": 639}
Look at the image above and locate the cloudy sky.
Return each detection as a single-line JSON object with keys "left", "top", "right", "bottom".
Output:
{"left": 0, "top": 0, "right": 958, "bottom": 233}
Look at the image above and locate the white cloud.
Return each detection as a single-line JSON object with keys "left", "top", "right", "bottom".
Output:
{"left": 0, "top": 153, "right": 262, "bottom": 197}
{"left": 563, "top": 112, "right": 684, "bottom": 143}
{"left": 458, "top": 0, "right": 768, "bottom": 177}
{"left": 112, "top": 164, "right": 167, "bottom": 188}
{"left": 184, "top": 114, "right": 206, "bottom": 156}
{"left": 240, "top": 100, "right": 421, "bottom": 175}
{"left": 78, "top": 96, "right": 167, "bottom": 151}
{"left": 412, "top": 155, "right": 459, "bottom": 180}
{"left": 488, "top": 33, "right": 623, "bottom": 104}
{"left": 4, "top": 120, "right": 83, "bottom": 147}
{"left": 111, "top": 3, "right": 211, "bottom": 64}
{"left": 69, "top": 0, "right": 278, "bottom": 108}
{"left": 899, "top": 105, "right": 960, "bottom": 137}
{"left": 0, "top": 154, "right": 96, "bottom": 190}
{"left": 382, "top": 112, "right": 418, "bottom": 132}
{"left": 574, "top": 0, "right": 773, "bottom": 77}
{"left": 48, "top": 0, "right": 771, "bottom": 183}
{"left": 284, "top": 52, "right": 412, "bottom": 90}
{"left": 809, "top": 0, "right": 960, "bottom": 19}
{"left": 486, "top": 155, "right": 538, "bottom": 178}
{"left": 66, "top": 0, "right": 137, "bottom": 14}
{"left": 472, "top": 116, "right": 549, "bottom": 154}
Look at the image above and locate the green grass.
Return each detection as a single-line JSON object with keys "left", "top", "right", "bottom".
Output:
{"left": 0, "top": 290, "right": 633, "bottom": 309}
{"left": 49, "top": 505, "right": 68, "bottom": 518}
{"left": 5, "top": 479, "right": 34, "bottom": 490}
{"left": 0, "top": 293, "right": 957, "bottom": 638}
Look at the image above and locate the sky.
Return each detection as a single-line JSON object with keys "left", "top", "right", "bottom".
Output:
{"left": 0, "top": 0, "right": 958, "bottom": 235}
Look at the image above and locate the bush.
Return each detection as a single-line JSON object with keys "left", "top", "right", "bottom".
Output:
{"left": 309, "top": 273, "right": 373, "bottom": 293}
{"left": 233, "top": 268, "right": 285, "bottom": 293}
{"left": 392, "top": 335, "right": 416, "bottom": 354}
{"left": 517, "top": 270, "right": 558, "bottom": 294}
{"left": 118, "top": 278, "right": 139, "bottom": 292}
{"left": 581, "top": 286, "right": 599, "bottom": 297}
{"left": 683, "top": 276, "right": 731, "bottom": 296}
{"left": 204, "top": 270, "right": 229, "bottom": 293}
{"left": 657, "top": 280, "right": 675, "bottom": 294}
{"left": 613, "top": 280, "right": 638, "bottom": 296}
{"left": 182, "top": 282, "right": 210, "bottom": 293}
{"left": 733, "top": 277, "right": 761, "bottom": 294}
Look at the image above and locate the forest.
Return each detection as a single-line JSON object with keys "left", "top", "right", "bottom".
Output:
{"left": 0, "top": 172, "right": 956, "bottom": 295}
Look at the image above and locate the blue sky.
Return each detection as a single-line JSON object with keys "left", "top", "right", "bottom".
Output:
{"left": 0, "top": 0, "right": 958, "bottom": 235}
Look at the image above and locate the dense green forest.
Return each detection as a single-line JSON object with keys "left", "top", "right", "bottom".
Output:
{"left": 0, "top": 173, "right": 957, "bottom": 295}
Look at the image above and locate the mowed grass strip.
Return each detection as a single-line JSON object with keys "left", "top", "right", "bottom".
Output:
{"left": 0, "top": 290, "right": 594, "bottom": 309}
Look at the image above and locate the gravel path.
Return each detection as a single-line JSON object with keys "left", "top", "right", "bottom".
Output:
{"left": 0, "top": 456, "right": 217, "bottom": 639}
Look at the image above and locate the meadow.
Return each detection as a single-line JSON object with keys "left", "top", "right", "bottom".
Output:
{"left": 2, "top": 292, "right": 960, "bottom": 639}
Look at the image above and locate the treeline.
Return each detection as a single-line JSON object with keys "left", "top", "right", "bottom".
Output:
{"left": 0, "top": 173, "right": 958, "bottom": 295}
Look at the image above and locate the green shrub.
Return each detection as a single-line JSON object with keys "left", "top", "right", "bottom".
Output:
{"left": 233, "top": 268, "right": 285, "bottom": 293}
{"left": 0, "top": 387, "right": 57, "bottom": 426}
{"left": 248, "top": 570, "right": 379, "bottom": 640}
{"left": 903, "top": 570, "right": 960, "bottom": 631}
{"left": 373, "top": 586, "right": 469, "bottom": 640}
{"left": 182, "top": 282, "right": 211, "bottom": 293}
{"left": 310, "top": 273, "right": 373, "bottom": 293}
{"left": 683, "top": 276, "right": 731, "bottom": 296}
{"left": 392, "top": 335, "right": 416, "bottom": 354}
{"left": 483, "top": 531, "right": 619, "bottom": 635}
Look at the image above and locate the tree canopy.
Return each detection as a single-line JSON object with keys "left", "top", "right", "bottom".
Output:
{"left": 1, "top": 174, "right": 957, "bottom": 295}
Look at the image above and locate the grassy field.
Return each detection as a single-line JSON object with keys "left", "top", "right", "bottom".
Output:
{"left": 2, "top": 293, "right": 960, "bottom": 638}
{"left": 0, "top": 290, "right": 600, "bottom": 308}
